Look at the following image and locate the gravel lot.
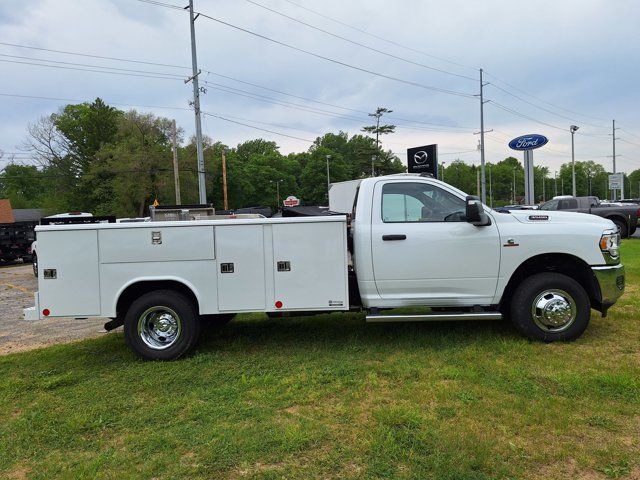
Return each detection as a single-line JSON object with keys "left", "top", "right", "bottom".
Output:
{"left": 0, "top": 262, "right": 109, "bottom": 355}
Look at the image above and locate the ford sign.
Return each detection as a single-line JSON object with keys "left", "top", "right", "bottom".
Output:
{"left": 508, "top": 134, "right": 549, "bottom": 151}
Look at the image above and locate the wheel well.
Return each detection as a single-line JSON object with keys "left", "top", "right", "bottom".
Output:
{"left": 501, "top": 253, "right": 601, "bottom": 313}
{"left": 116, "top": 281, "right": 199, "bottom": 319}
{"left": 603, "top": 214, "right": 627, "bottom": 227}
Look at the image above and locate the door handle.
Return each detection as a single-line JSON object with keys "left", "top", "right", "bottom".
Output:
{"left": 382, "top": 234, "right": 406, "bottom": 241}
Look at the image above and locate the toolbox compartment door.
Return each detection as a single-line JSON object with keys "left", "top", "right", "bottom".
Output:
{"left": 215, "top": 225, "right": 266, "bottom": 311}
{"left": 272, "top": 221, "right": 348, "bottom": 310}
{"left": 37, "top": 229, "right": 101, "bottom": 317}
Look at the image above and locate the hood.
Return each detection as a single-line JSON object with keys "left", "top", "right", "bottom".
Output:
{"left": 505, "top": 210, "right": 616, "bottom": 229}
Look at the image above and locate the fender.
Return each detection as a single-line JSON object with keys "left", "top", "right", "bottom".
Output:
{"left": 111, "top": 276, "right": 203, "bottom": 318}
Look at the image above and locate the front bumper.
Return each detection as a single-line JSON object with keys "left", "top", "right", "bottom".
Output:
{"left": 592, "top": 264, "right": 625, "bottom": 307}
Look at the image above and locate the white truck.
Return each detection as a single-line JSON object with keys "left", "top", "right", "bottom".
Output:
{"left": 24, "top": 174, "right": 625, "bottom": 360}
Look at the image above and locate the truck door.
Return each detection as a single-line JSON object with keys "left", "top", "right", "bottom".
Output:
{"left": 371, "top": 180, "right": 500, "bottom": 305}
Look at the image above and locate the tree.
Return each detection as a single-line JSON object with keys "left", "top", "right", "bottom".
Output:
{"left": 0, "top": 164, "right": 46, "bottom": 209}
{"left": 361, "top": 107, "right": 396, "bottom": 156}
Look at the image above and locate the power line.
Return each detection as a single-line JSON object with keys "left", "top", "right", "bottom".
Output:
{"left": 0, "top": 42, "right": 190, "bottom": 71}
{"left": 0, "top": 58, "right": 181, "bottom": 82}
{"left": 134, "top": 0, "right": 475, "bottom": 97}
{"left": 483, "top": 70, "right": 609, "bottom": 123}
{"left": 0, "top": 53, "right": 185, "bottom": 79}
{"left": 0, "top": 43, "right": 472, "bottom": 130}
{"left": 242, "top": 0, "right": 477, "bottom": 81}
{"left": 488, "top": 100, "right": 565, "bottom": 131}
{"left": 192, "top": 13, "right": 476, "bottom": 98}
{"left": 487, "top": 82, "right": 608, "bottom": 129}
{"left": 203, "top": 113, "right": 314, "bottom": 143}
{"left": 201, "top": 80, "right": 472, "bottom": 133}
{"left": 279, "top": 0, "right": 477, "bottom": 72}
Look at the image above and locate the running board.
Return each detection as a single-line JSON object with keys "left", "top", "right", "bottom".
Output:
{"left": 366, "top": 312, "right": 503, "bottom": 323}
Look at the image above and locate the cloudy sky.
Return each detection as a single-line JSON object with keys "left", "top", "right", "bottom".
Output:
{"left": 1, "top": 0, "right": 639, "bottom": 177}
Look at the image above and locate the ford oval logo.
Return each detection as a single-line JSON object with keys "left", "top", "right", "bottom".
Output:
{"left": 508, "top": 134, "right": 549, "bottom": 151}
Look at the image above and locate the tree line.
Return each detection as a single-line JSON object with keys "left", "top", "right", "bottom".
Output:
{"left": 0, "top": 98, "right": 637, "bottom": 216}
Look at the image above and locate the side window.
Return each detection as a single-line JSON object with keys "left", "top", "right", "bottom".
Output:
{"left": 381, "top": 182, "right": 466, "bottom": 222}
{"left": 539, "top": 199, "right": 559, "bottom": 211}
{"left": 558, "top": 198, "right": 578, "bottom": 209}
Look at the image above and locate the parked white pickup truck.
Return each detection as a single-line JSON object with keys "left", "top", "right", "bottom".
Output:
{"left": 24, "top": 174, "right": 625, "bottom": 360}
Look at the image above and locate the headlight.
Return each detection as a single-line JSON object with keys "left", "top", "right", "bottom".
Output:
{"left": 600, "top": 232, "right": 620, "bottom": 259}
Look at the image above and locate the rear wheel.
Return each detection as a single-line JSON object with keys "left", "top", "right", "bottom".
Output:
{"left": 510, "top": 272, "right": 590, "bottom": 342}
{"left": 124, "top": 290, "right": 201, "bottom": 360}
{"left": 32, "top": 253, "right": 38, "bottom": 277}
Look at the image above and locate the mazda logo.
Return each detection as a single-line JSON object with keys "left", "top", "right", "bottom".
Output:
{"left": 414, "top": 150, "right": 429, "bottom": 165}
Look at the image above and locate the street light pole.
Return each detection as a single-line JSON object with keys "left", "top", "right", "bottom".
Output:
{"left": 512, "top": 167, "right": 516, "bottom": 204}
{"left": 570, "top": 125, "right": 579, "bottom": 197}
{"left": 441, "top": 161, "right": 446, "bottom": 181}
{"left": 554, "top": 171, "right": 558, "bottom": 197}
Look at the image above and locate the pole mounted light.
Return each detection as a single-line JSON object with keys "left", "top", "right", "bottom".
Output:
{"left": 570, "top": 125, "right": 579, "bottom": 197}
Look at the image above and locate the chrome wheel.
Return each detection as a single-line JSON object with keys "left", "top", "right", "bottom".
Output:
{"left": 531, "top": 289, "right": 577, "bottom": 332}
{"left": 137, "top": 306, "right": 182, "bottom": 350}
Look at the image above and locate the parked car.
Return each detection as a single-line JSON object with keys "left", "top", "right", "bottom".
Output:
{"left": 538, "top": 196, "right": 639, "bottom": 237}
{"left": 25, "top": 174, "right": 625, "bottom": 360}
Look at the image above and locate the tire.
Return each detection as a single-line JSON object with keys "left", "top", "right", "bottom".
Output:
{"left": 124, "top": 290, "right": 201, "bottom": 360}
{"left": 32, "top": 253, "right": 38, "bottom": 277}
{"left": 630, "top": 226, "right": 637, "bottom": 237}
{"left": 612, "top": 219, "right": 628, "bottom": 239}
{"left": 510, "top": 272, "right": 590, "bottom": 342}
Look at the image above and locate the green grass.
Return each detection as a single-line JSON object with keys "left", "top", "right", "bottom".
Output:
{"left": 2, "top": 245, "right": 640, "bottom": 479}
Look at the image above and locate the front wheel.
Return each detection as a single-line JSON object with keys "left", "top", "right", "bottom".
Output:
{"left": 510, "top": 272, "right": 590, "bottom": 342}
{"left": 124, "top": 290, "right": 201, "bottom": 360}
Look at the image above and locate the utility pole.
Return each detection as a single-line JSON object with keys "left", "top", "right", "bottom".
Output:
{"left": 488, "top": 164, "right": 493, "bottom": 207}
{"left": 478, "top": 69, "right": 488, "bottom": 204}
{"left": 185, "top": 0, "right": 206, "bottom": 204}
{"left": 326, "top": 155, "right": 331, "bottom": 200}
{"left": 441, "top": 161, "right": 446, "bottom": 182}
{"left": 542, "top": 175, "right": 545, "bottom": 202}
{"left": 371, "top": 155, "right": 375, "bottom": 177}
{"left": 221, "top": 148, "right": 229, "bottom": 211}
{"left": 512, "top": 167, "right": 516, "bottom": 204}
{"left": 171, "top": 119, "right": 181, "bottom": 205}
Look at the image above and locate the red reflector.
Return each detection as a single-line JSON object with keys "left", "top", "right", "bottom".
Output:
{"left": 275, "top": 301, "right": 283, "bottom": 309}
{"left": 42, "top": 309, "right": 50, "bottom": 317}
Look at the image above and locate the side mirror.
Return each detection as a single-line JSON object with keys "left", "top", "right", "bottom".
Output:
{"left": 465, "top": 195, "right": 491, "bottom": 226}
